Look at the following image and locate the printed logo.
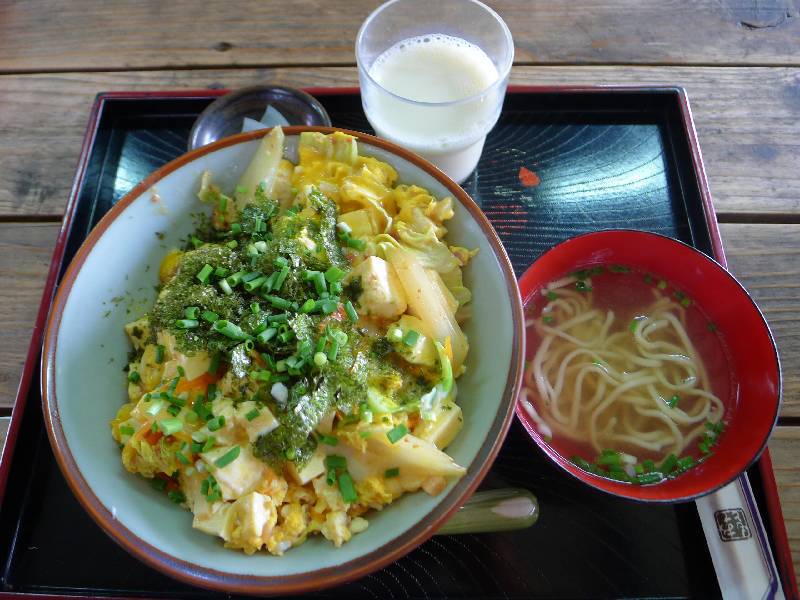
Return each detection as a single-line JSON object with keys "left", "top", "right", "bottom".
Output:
{"left": 714, "top": 508, "right": 752, "bottom": 542}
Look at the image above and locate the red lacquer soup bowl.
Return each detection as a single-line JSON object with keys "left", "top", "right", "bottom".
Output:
{"left": 516, "top": 230, "right": 781, "bottom": 502}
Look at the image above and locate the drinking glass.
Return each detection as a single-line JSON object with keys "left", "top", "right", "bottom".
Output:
{"left": 356, "top": 0, "right": 514, "bottom": 183}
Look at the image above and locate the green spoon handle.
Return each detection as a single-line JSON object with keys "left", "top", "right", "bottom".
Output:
{"left": 436, "top": 487, "right": 539, "bottom": 536}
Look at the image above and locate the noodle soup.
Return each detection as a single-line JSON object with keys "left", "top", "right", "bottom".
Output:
{"left": 521, "top": 265, "right": 732, "bottom": 485}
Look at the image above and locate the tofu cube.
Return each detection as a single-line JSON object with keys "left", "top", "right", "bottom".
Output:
{"left": 348, "top": 256, "right": 407, "bottom": 319}
{"left": 235, "top": 401, "right": 279, "bottom": 442}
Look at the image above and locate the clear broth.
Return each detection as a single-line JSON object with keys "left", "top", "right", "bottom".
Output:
{"left": 523, "top": 266, "right": 735, "bottom": 482}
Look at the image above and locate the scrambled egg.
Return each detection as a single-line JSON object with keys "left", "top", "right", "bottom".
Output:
{"left": 111, "top": 128, "right": 475, "bottom": 555}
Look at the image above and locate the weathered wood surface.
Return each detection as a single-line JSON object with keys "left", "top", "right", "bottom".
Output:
{"left": 1, "top": 66, "right": 799, "bottom": 218}
{"left": 1, "top": 0, "right": 799, "bottom": 73}
{"left": 0, "top": 223, "right": 58, "bottom": 409}
{"left": 769, "top": 427, "right": 800, "bottom": 578}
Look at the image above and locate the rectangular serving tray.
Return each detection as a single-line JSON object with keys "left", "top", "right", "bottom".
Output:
{"left": 0, "top": 86, "right": 794, "bottom": 599}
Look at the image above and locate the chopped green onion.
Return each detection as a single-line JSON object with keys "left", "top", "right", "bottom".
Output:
{"left": 327, "top": 338, "right": 340, "bottom": 361}
{"left": 657, "top": 280, "right": 668, "bottom": 290}
{"left": 184, "top": 306, "right": 200, "bottom": 320}
{"left": 150, "top": 478, "right": 167, "bottom": 492}
{"left": 629, "top": 318, "right": 640, "bottom": 333}
{"left": 384, "top": 467, "right": 400, "bottom": 478}
{"left": 226, "top": 240, "right": 238, "bottom": 249}
{"left": 218, "top": 196, "right": 228, "bottom": 212}
{"left": 202, "top": 436, "right": 216, "bottom": 453}
{"left": 660, "top": 453, "right": 678, "bottom": 474}
{"left": 285, "top": 447, "right": 297, "bottom": 460}
{"left": 175, "top": 450, "right": 191, "bottom": 465}
{"left": 268, "top": 312, "right": 289, "bottom": 323}
{"left": 325, "top": 266, "right": 347, "bottom": 283}
{"left": 196, "top": 264, "right": 214, "bottom": 283}
{"left": 346, "top": 237, "right": 366, "bottom": 251}
{"left": 219, "top": 278, "right": 233, "bottom": 295}
{"left": 575, "top": 280, "right": 592, "bottom": 292}
{"left": 213, "top": 266, "right": 229, "bottom": 278}
{"left": 128, "top": 371, "right": 141, "bottom": 383}
{"left": 313, "top": 351, "right": 328, "bottom": 367}
{"left": 338, "top": 471, "right": 358, "bottom": 503}
{"left": 546, "top": 290, "right": 557, "bottom": 301}
{"left": 274, "top": 265, "right": 290, "bottom": 291}
{"left": 241, "top": 271, "right": 262, "bottom": 283}
{"left": 668, "top": 394, "right": 680, "bottom": 408}
{"left": 175, "top": 318, "right": 199, "bottom": 329}
{"left": 680, "top": 297, "right": 692, "bottom": 308}
{"left": 636, "top": 472, "right": 664, "bottom": 485}
{"left": 359, "top": 429, "right": 372, "bottom": 438}
{"left": 168, "top": 490, "right": 186, "bottom": 504}
{"left": 119, "top": 425, "right": 135, "bottom": 436}
{"left": 244, "top": 276, "right": 268, "bottom": 292}
{"left": 300, "top": 298, "right": 316, "bottom": 313}
{"left": 214, "top": 446, "right": 241, "bottom": 468}
{"left": 642, "top": 459, "right": 656, "bottom": 473}
{"left": 330, "top": 281, "right": 343, "bottom": 295}
{"left": 227, "top": 271, "right": 245, "bottom": 286}
{"left": 176, "top": 366, "right": 185, "bottom": 378}
{"left": 320, "top": 300, "right": 338, "bottom": 315}
{"left": 201, "top": 310, "right": 219, "bottom": 323}
{"left": 344, "top": 301, "right": 358, "bottom": 322}
{"left": 207, "top": 415, "right": 226, "bottom": 432}
{"left": 275, "top": 256, "right": 288, "bottom": 268}
{"left": 250, "top": 302, "right": 261, "bottom": 314}
{"left": 252, "top": 369, "right": 271, "bottom": 382}
{"left": 676, "top": 456, "right": 695, "bottom": 471}
{"left": 256, "top": 327, "right": 278, "bottom": 345}
{"left": 212, "top": 320, "right": 249, "bottom": 340}
{"left": 386, "top": 424, "right": 408, "bottom": 444}
{"left": 167, "top": 404, "right": 181, "bottom": 417}
{"left": 207, "top": 383, "right": 217, "bottom": 401}
{"left": 245, "top": 408, "right": 260, "bottom": 421}
{"left": 190, "top": 236, "right": 203, "bottom": 249}
{"left": 402, "top": 329, "right": 420, "bottom": 347}
{"left": 542, "top": 315, "right": 554, "bottom": 324}
{"left": 326, "top": 467, "right": 337, "bottom": 486}
{"left": 708, "top": 322, "right": 717, "bottom": 332}
{"left": 263, "top": 295, "right": 293, "bottom": 310}
{"left": 155, "top": 345, "right": 165, "bottom": 364}
{"left": 158, "top": 418, "right": 183, "bottom": 436}
{"left": 325, "top": 455, "right": 347, "bottom": 469}
{"left": 597, "top": 449, "right": 622, "bottom": 467}
{"left": 319, "top": 435, "right": 339, "bottom": 447}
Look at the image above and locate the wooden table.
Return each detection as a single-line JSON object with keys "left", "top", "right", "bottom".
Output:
{"left": 1, "top": 0, "right": 798, "bottom": 589}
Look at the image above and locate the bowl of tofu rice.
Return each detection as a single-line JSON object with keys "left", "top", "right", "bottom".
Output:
{"left": 42, "top": 126, "right": 524, "bottom": 594}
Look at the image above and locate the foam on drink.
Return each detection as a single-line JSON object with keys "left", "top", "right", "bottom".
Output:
{"left": 363, "top": 34, "right": 502, "bottom": 181}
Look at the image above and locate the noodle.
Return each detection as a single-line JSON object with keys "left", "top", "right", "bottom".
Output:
{"left": 525, "top": 278, "right": 725, "bottom": 472}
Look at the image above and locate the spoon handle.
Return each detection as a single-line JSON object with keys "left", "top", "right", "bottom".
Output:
{"left": 436, "top": 488, "right": 539, "bottom": 536}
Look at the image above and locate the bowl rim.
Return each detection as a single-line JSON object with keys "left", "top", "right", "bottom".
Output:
{"left": 515, "top": 228, "right": 782, "bottom": 503}
{"left": 41, "top": 126, "right": 525, "bottom": 594}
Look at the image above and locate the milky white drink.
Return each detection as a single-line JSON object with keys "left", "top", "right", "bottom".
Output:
{"left": 363, "top": 34, "right": 502, "bottom": 183}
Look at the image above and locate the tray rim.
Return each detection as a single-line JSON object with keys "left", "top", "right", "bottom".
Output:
{"left": 0, "top": 84, "right": 794, "bottom": 598}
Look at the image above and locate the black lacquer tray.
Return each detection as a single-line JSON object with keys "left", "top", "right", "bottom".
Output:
{"left": 0, "top": 87, "right": 791, "bottom": 599}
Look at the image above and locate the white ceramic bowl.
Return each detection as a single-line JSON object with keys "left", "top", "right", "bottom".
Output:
{"left": 42, "top": 127, "right": 524, "bottom": 594}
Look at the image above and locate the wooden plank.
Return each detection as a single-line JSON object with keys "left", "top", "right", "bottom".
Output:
{"left": 768, "top": 427, "right": 800, "bottom": 584}
{"left": 721, "top": 223, "right": 800, "bottom": 417}
{"left": 0, "top": 223, "right": 59, "bottom": 409}
{"left": 0, "top": 0, "right": 798, "bottom": 72}
{"left": 0, "top": 65, "right": 798, "bottom": 218}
